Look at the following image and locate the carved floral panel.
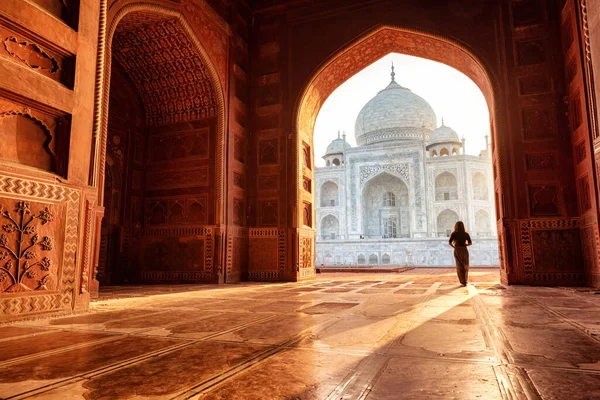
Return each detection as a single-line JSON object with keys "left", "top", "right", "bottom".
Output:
{"left": 0, "top": 199, "right": 65, "bottom": 293}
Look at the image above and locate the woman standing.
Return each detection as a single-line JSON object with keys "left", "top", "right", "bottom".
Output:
{"left": 448, "top": 221, "right": 472, "bottom": 286}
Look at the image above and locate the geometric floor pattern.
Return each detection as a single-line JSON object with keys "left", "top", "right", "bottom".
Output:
{"left": 2, "top": 268, "right": 600, "bottom": 399}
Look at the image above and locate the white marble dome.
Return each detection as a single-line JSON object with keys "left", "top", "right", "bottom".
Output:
{"left": 325, "top": 134, "right": 352, "bottom": 155}
{"left": 429, "top": 123, "right": 460, "bottom": 145}
{"left": 354, "top": 76, "right": 437, "bottom": 147}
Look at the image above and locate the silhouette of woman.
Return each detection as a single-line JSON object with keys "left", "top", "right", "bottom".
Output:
{"left": 448, "top": 221, "right": 472, "bottom": 286}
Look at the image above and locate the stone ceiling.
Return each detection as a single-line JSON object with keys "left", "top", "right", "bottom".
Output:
{"left": 112, "top": 12, "right": 217, "bottom": 126}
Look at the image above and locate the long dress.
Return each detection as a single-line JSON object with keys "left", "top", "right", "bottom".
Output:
{"left": 449, "top": 232, "right": 471, "bottom": 285}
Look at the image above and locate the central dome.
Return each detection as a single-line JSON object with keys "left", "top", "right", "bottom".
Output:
{"left": 354, "top": 69, "right": 437, "bottom": 146}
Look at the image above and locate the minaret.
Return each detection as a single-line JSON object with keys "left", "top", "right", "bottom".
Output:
{"left": 485, "top": 134, "right": 490, "bottom": 156}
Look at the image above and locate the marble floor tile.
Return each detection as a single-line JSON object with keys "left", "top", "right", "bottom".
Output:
{"left": 2, "top": 268, "right": 600, "bottom": 399}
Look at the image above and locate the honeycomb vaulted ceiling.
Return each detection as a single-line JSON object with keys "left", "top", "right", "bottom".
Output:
{"left": 112, "top": 12, "right": 217, "bottom": 126}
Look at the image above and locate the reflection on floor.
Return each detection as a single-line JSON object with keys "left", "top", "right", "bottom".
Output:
{"left": 2, "top": 268, "right": 600, "bottom": 399}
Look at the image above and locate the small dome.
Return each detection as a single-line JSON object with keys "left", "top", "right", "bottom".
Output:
{"left": 325, "top": 133, "right": 352, "bottom": 156}
{"left": 354, "top": 66, "right": 437, "bottom": 146}
{"left": 429, "top": 122, "right": 460, "bottom": 145}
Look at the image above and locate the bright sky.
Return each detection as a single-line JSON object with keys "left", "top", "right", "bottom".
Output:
{"left": 313, "top": 53, "right": 491, "bottom": 167}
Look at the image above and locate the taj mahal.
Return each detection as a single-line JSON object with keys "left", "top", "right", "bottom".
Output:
{"left": 315, "top": 67, "right": 499, "bottom": 267}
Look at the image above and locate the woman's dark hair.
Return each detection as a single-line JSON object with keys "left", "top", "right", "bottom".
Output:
{"left": 454, "top": 221, "right": 466, "bottom": 233}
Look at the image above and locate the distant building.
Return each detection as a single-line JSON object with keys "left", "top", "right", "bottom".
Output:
{"left": 316, "top": 67, "right": 499, "bottom": 267}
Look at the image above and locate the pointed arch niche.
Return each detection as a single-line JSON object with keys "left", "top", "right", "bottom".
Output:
{"left": 91, "top": 4, "right": 227, "bottom": 287}
{"left": 294, "top": 25, "right": 507, "bottom": 279}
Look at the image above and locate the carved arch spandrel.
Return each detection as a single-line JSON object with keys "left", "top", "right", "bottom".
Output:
{"left": 91, "top": 2, "right": 226, "bottom": 226}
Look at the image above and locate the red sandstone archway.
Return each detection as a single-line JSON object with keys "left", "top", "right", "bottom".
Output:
{"left": 293, "top": 25, "right": 508, "bottom": 276}
{"left": 92, "top": 3, "right": 226, "bottom": 221}
{"left": 90, "top": 3, "right": 227, "bottom": 286}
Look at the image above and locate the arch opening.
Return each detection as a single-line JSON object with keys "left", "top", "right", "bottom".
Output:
{"left": 297, "top": 25, "right": 502, "bottom": 272}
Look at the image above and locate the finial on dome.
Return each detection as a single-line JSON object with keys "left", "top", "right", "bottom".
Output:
{"left": 342, "top": 131, "right": 346, "bottom": 141}
{"left": 337, "top": 129, "right": 341, "bottom": 139}
{"left": 391, "top": 62, "right": 396, "bottom": 82}
{"left": 441, "top": 118, "right": 445, "bottom": 126}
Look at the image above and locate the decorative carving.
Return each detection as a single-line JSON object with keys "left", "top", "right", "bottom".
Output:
{"left": 531, "top": 229, "right": 583, "bottom": 273}
{"left": 578, "top": 175, "right": 592, "bottom": 212}
{"left": 0, "top": 97, "right": 70, "bottom": 177}
{"left": 259, "top": 201, "right": 278, "bottom": 226}
{"left": 518, "top": 75, "right": 551, "bottom": 95}
{"left": 2, "top": 36, "right": 59, "bottom": 73}
{"left": 233, "top": 172, "right": 245, "bottom": 189}
{"left": 576, "top": 141, "right": 587, "bottom": 164}
{"left": 359, "top": 163, "right": 409, "bottom": 186}
{"left": 525, "top": 153, "right": 556, "bottom": 171}
{"left": 302, "top": 177, "right": 311, "bottom": 193}
{"left": 566, "top": 57, "right": 577, "bottom": 84}
{"left": 569, "top": 92, "right": 583, "bottom": 131}
{"left": 0, "top": 201, "right": 54, "bottom": 292}
{"left": 258, "top": 139, "right": 278, "bottom": 165}
{"left": 80, "top": 199, "right": 95, "bottom": 294}
{"left": 511, "top": 0, "right": 544, "bottom": 28}
{"left": 112, "top": 17, "right": 217, "bottom": 125}
{"left": 522, "top": 107, "right": 553, "bottom": 140}
{"left": 248, "top": 228, "right": 285, "bottom": 280}
{"left": 562, "top": 15, "right": 574, "bottom": 53}
{"left": 529, "top": 185, "right": 561, "bottom": 216}
{"left": 233, "top": 199, "right": 244, "bottom": 226}
{"left": 141, "top": 271, "right": 213, "bottom": 281}
{"left": 302, "top": 142, "right": 311, "bottom": 170}
{"left": 303, "top": 202, "right": 312, "bottom": 227}
{"left": 149, "top": 129, "right": 209, "bottom": 163}
{"left": 188, "top": 199, "right": 207, "bottom": 224}
{"left": 520, "top": 218, "right": 580, "bottom": 276}
{"left": 516, "top": 39, "right": 546, "bottom": 66}
{"left": 234, "top": 135, "right": 245, "bottom": 163}
{"left": 168, "top": 203, "right": 185, "bottom": 224}
{"left": 146, "top": 168, "right": 209, "bottom": 190}
{"left": 301, "top": 237, "right": 312, "bottom": 269}
{"left": 258, "top": 174, "right": 278, "bottom": 190}
{"left": 143, "top": 237, "right": 205, "bottom": 272}
{"left": 0, "top": 178, "right": 68, "bottom": 302}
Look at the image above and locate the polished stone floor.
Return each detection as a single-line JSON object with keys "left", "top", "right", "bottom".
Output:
{"left": 2, "top": 268, "right": 600, "bottom": 399}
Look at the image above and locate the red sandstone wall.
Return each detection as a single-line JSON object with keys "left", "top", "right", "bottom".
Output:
{"left": 0, "top": 0, "right": 100, "bottom": 321}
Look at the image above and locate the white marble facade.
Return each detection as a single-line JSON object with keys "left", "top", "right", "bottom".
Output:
{"left": 316, "top": 68, "right": 499, "bottom": 267}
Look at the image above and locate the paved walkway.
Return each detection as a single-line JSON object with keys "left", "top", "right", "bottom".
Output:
{"left": 1, "top": 268, "right": 600, "bottom": 399}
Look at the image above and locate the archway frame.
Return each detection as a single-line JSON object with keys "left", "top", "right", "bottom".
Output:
{"left": 293, "top": 25, "right": 510, "bottom": 273}
{"left": 90, "top": 2, "right": 227, "bottom": 225}
{"left": 360, "top": 170, "right": 411, "bottom": 237}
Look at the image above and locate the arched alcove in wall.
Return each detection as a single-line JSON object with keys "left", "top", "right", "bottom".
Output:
{"left": 320, "top": 214, "right": 340, "bottom": 239}
{"left": 362, "top": 172, "right": 409, "bottom": 238}
{"left": 435, "top": 172, "right": 459, "bottom": 201}
{"left": 437, "top": 209, "right": 459, "bottom": 237}
{"left": 472, "top": 172, "right": 489, "bottom": 200}
{"left": 93, "top": 5, "right": 226, "bottom": 285}
{"left": 320, "top": 181, "right": 339, "bottom": 207}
